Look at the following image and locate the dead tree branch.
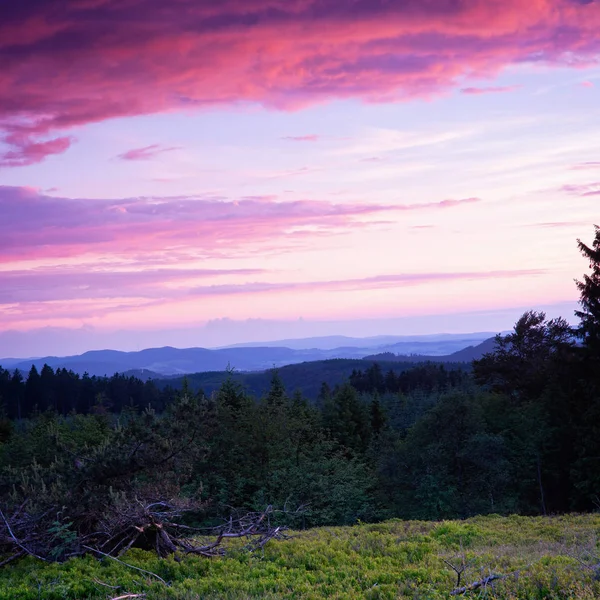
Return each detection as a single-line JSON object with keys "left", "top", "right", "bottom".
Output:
{"left": 450, "top": 568, "right": 528, "bottom": 596}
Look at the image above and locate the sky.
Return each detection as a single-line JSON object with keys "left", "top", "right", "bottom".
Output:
{"left": 1, "top": 0, "right": 600, "bottom": 356}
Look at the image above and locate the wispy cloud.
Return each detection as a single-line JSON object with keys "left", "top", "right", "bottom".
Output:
{"left": 560, "top": 181, "right": 600, "bottom": 196}
{"left": 0, "top": 267, "right": 545, "bottom": 312}
{"left": 0, "top": 266, "right": 265, "bottom": 303}
{"left": 117, "top": 144, "right": 181, "bottom": 161}
{"left": 184, "top": 269, "right": 547, "bottom": 298}
{"left": 460, "top": 85, "right": 521, "bottom": 95}
{"left": 527, "top": 221, "right": 587, "bottom": 228}
{"left": 340, "top": 127, "right": 476, "bottom": 155}
{"left": 570, "top": 161, "right": 600, "bottom": 170}
{"left": 281, "top": 135, "right": 320, "bottom": 142}
{"left": 0, "top": 186, "right": 482, "bottom": 261}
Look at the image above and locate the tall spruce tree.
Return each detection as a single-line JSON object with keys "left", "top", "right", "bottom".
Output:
{"left": 575, "top": 224, "right": 600, "bottom": 356}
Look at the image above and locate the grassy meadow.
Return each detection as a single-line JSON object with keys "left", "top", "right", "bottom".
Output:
{"left": 1, "top": 514, "right": 599, "bottom": 599}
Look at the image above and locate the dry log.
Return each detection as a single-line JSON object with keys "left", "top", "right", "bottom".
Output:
{"left": 450, "top": 568, "right": 528, "bottom": 596}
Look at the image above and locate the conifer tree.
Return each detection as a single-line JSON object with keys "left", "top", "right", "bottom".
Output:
{"left": 266, "top": 369, "right": 286, "bottom": 407}
{"left": 576, "top": 224, "right": 600, "bottom": 356}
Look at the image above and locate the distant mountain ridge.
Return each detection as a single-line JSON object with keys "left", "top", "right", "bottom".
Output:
{"left": 220, "top": 332, "right": 496, "bottom": 350}
{"left": 0, "top": 332, "right": 497, "bottom": 377}
{"left": 363, "top": 336, "right": 497, "bottom": 363}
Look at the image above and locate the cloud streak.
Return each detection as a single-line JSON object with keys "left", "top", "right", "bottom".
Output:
{"left": 1, "top": 0, "right": 600, "bottom": 164}
{"left": 117, "top": 144, "right": 181, "bottom": 161}
{"left": 0, "top": 266, "right": 266, "bottom": 304}
{"left": 185, "top": 269, "right": 547, "bottom": 298}
{"left": 560, "top": 181, "right": 600, "bottom": 196}
{"left": 1, "top": 267, "right": 546, "bottom": 323}
{"left": 282, "top": 135, "right": 320, "bottom": 142}
{"left": 570, "top": 161, "right": 600, "bottom": 170}
{"left": 460, "top": 85, "right": 521, "bottom": 95}
{"left": 0, "top": 186, "right": 481, "bottom": 260}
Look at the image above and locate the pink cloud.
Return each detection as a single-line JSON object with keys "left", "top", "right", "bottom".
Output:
{"left": 0, "top": 266, "right": 265, "bottom": 303}
{"left": 117, "top": 144, "right": 181, "bottom": 161}
{"left": 437, "top": 197, "right": 481, "bottom": 208}
{"left": 0, "top": 134, "right": 73, "bottom": 167}
{"left": 529, "top": 221, "right": 584, "bottom": 228}
{"left": 0, "top": 266, "right": 546, "bottom": 318}
{"left": 460, "top": 85, "right": 521, "bottom": 95}
{"left": 281, "top": 135, "right": 320, "bottom": 142}
{"left": 580, "top": 80, "right": 595, "bottom": 87}
{"left": 0, "top": 186, "right": 481, "bottom": 261}
{"left": 183, "top": 269, "right": 547, "bottom": 298}
{"left": 1, "top": 0, "right": 600, "bottom": 164}
{"left": 570, "top": 161, "right": 600, "bottom": 170}
{"left": 560, "top": 181, "right": 600, "bottom": 196}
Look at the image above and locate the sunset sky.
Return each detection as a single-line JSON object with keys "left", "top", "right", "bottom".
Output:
{"left": 1, "top": 0, "right": 600, "bottom": 355}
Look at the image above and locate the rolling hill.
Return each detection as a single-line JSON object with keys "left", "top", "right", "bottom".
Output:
{"left": 0, "top": 333, "right": 495, "bottom": 377}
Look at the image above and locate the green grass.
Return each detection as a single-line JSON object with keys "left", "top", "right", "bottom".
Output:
{"left": 1, "top": 514, "right": 599, "bottom": 599}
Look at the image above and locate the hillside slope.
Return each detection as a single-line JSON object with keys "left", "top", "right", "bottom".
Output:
{"left": 156, "top": 358, "right": 468, "bottom": 399}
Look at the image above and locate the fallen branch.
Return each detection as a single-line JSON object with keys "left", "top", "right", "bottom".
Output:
{"left": 0, "top": 550, "right": 24, "bottom": 568}
{"left": 0, "top": 507, "right": 46, "bottom": 562}
{"left": 450, "top": 573, "right": 504, "bottom": 595}
{"left": 450, "top": 568, "right": 527, "bottom": 596}
{"left": 91, "top": 577, "right": 120, "bottom": 590}
{"left": 1, "top": 498, "right": 297, "bottom": 564}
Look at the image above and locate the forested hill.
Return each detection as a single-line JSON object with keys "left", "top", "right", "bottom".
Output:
{"left": 154, "top": 359, "right": 468, "bottom": 399}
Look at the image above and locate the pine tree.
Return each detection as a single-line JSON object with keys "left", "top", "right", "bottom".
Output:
{"left": 266, "top": 369, "right": 286, "bottom": 407}
{"left": 370, "top": 395, "right": 386, "bottom": 436}
{"left": 575, "top": 224, "right": 600, "bottom": 356}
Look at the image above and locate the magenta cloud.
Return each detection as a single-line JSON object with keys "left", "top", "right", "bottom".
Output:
{"left": 282, "top": 135, "right": 320, "bottom": 142}
{"left": 1, "top": 0, "right": 600, "bottom": 165}
{"left": 0, "top": 186, "right": 481, "bottom": 261}
{"left": 0, "top": 264, "right": 545, "bottom": 308}
{"left": 560, "top": 182, "right": 600, "bottom": 196}
{"left": 0, "top": 266, "right": 266, "bottom": 304}
{"left": 117, "top": 144, "right": 181, "bottom": 161}
{"left": 0, "top": 134, "right": 73, "bottom": 167}
{"left": 460, "top": 85, "right": 521, "bottom": 95}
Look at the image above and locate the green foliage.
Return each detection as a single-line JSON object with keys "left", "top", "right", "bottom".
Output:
{"left": 1, "top": 515, "right": 599, "bottom": 599}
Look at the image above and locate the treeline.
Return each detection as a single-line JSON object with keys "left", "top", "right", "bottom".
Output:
{"left": 0, "top": 226, "right": 598, "bottom": 545}
{"left": 348, "top": 362, "right": 468, "bottom": 395}
{"left": 0, "top": 366, "right": 170, "bottom": 419}
{"left": 0, "top": 362, "right": 466, "bottom": 421}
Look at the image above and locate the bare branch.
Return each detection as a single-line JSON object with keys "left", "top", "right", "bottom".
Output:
{"left": 0, "top": 507, "right": 46, "bottom": 562}
{"left": 450, "top": 567, "right": 529, "bottom": 596}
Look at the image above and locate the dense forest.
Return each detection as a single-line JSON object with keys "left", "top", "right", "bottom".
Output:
{"left": 0, "top": 225, "right": 599, "bottom": 562}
